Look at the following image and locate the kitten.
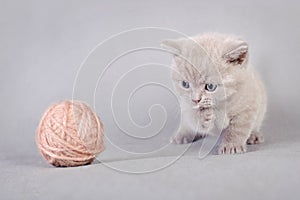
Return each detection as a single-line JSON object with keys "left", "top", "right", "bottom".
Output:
{"left": 162, "top": 33, "right": 267, "bottom": 154}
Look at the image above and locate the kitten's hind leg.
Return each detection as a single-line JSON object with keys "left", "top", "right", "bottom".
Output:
{"left": 247, "top": 131, "right": 264, "bottom": 145}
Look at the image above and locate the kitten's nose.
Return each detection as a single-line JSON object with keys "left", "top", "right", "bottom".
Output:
{"left": 192, "top": 99, "right": 201, "bottom": 104}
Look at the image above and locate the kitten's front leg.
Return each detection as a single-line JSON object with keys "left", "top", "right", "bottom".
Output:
{"left": 218, "top": 111, "right": 255, "bottom": 154}
{"left": 171, "top": 108, "right": 214, "bottom": 144}
{"left": 199, "top": 108, "right": 216, "bottom": 131}
{"left": 170, "top": 128, "right": 203, "bottom": 144}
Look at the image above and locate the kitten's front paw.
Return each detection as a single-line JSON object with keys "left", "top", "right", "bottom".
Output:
{"left": 170, "top": 133, "right": 195, "bottom": 144}
{"left": 247, "top": 131, "right": 264, "bottom": 145}
{"left": 170, "top": 133, "right": 204, "bottom": 144}
{"left": 218, "top": 142, "right": 246, "bottom": 154}
{"left": 200, "top": 108, "right": 215, "bottom": 129}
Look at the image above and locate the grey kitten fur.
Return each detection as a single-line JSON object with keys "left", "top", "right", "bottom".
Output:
{"left": 162, "top": 33, "right": 267, "bottom": 154}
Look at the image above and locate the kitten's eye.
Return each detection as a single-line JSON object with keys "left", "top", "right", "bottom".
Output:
{"left": 205, "top": 83, "right": 217, "bottom": 92}
{"left": 182, "top": 81, "right": 190, "bottom": 89}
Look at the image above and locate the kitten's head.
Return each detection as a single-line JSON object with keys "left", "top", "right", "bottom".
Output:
{"left": 162, "top": 33, "right": 249, "bottom": 110}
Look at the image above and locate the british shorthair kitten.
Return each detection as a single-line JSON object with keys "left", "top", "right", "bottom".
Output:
{"left": 162, "top": 33, "right": 267, "bottom": 154}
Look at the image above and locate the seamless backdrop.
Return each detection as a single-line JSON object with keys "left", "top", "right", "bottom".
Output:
{"left": 1, "top": 0, "right": 300, "bottom": 200}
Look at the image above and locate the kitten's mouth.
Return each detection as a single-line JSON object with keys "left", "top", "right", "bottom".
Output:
{"left": 192, "top": 104, "right": 200, "bottom": 109}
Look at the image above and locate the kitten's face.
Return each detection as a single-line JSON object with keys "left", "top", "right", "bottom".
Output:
{"left": 162, "top": 34, "right": 249, "bottom": 111}
{"left": 171, "top": 54, "right": 225, "bottom": 110}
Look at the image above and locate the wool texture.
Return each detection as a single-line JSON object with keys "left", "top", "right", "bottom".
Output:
{"left": 36, "top": 100, "right": 105, "bottom": 167}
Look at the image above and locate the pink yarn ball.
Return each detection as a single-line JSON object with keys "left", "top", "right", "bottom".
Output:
{"left": 36, "top": 100, "right": 105, "bottom": 167}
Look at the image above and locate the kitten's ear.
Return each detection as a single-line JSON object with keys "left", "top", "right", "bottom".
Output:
{"left": 161, "top": 39, "right": 183, "bottom": 56}
{"left": 223, "top": 40, "right": 249, "bottom": 66}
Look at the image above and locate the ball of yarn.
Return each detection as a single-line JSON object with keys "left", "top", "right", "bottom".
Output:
{"left": 36, "top": 100, "right": 105, "bottom": 167}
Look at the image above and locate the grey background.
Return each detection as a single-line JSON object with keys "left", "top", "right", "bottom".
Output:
{"left": 1, "top": 0, "right": 300, "bottom": 199}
